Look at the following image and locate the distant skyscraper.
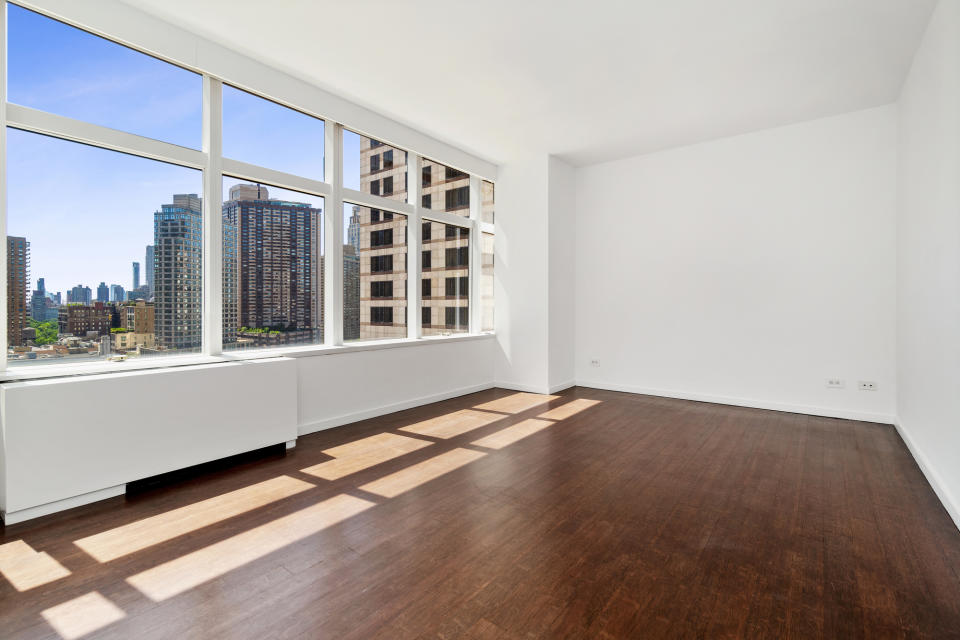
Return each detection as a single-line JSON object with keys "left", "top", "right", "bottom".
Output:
{"left": 222, "top": 184, "right": 320, "bottom": 345}
{"left": 145, "top": 245, "right": 155, "bottom": 292}
{"left": 30, "top": 277, "right": 52, "bottom": 322}
{"left": 68, "top": 284, "right": 92, "bottom": 305}
{"left": 6, "top": 236, "right": 30, "bottom": 346}
{"left": 154, "top": 194, "right": 203, "bottom": 351}
{"left": 348, "top": 206, "right": 361, "bottom": 252}
{"left": 132, "top": 261, "right": 140, "bottom": 290}
{"left": 343, "top": 245, "right": 360, "bottom": 340}
{"left": 110, "top": 284, "right": 126, "bottom": 303}
{"left": 97, "top": 282, "right": 110, "bottom": 303}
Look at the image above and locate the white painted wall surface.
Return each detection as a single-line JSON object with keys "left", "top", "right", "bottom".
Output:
{"left": 297, "top": 337, "right": 495, "bottom": 433}
{"left": 548, "top": 156, "right": 576, "bottom": 391}
{"left": 574, "top": 105, "right": 898, "bottom": 423}
{"left": 1, "top": 358, "right": 297, "bottom": 519}
{"left": 493, "top": 152, "right": 551, "bottom": 393}
{"left": 895, "top": 0, "right": 960, "bottom": 528}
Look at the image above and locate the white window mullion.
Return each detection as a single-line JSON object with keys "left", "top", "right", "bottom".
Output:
{"left": 202, "top": 76, "right": 224, "bottom": 356}
{"left": 324, "top": 122, "right": 344, "bottom": 345}
{"left": 468, "top": 175, "right": 482, "bottom": 334}
{"left": 407, "top": 153, "right": 422, "bottom": 339}
{"left": 1, "top": 0, "right": 8, "bottom": 370}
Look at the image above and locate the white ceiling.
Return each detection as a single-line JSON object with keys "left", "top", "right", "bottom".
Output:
{"left": 119, "top": 0, "right": 936, "bottom": 167}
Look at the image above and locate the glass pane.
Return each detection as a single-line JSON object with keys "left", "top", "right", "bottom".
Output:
{"left": 481, "top": 233, "right": 494, "bottom": 332}
{"left": 7, "top": 4, "right": 201, "bottom": 148}
{"left": 421, "top": 159, "right": 470, "bottom": 217}
{"left": 222, "top": 85, "right": 324, "bottom": 179}
{"left": 6, "top": 129, "right": 202, "bottom": 365}
{"left": 343, "top": 203, "right": 407, "bottom": 342}
{"left": 222, "top": 178, "right": 324, "bottom": 350}
{"left": 343, "top": 130, "right": 408, "bottom": 203}
{"left": 482, "top": 180, "right": 495, "bottom": 224}
{"left": 421, "top": 221, "right": 469, "bottom": 335}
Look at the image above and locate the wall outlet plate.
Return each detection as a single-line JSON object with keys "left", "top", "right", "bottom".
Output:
{"left": 590, "top": 359, "right": 600, "bottom": 367}
{"left": 858, "top": 381, "right": 877, "bottom": 391}
{"left": 826, "top": 378, "right": 844, "bottom": 389}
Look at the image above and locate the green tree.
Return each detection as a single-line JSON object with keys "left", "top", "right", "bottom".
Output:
{"left": 28, "top": 319, "right": 58, "bottom": 345}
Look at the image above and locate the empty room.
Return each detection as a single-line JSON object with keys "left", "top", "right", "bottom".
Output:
{"left": 1, "top": 0, "right": 958, "bottom": 638}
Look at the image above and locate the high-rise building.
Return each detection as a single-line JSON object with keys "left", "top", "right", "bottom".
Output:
{"left": 58, "top": 302, "right": 111, "bottom": 337}
{"left": 343, "top": 246, "right": 360, "bottom": 339}
{"left": 355, "top": 139, "right": 409, "bottom": 340}
{"left": 67, "top": 284, "right": 92, "bottom": 305}
{"left": 6, "top": 236, "right": 30, "bottom": 346}
{"left": 110, "top": 284, "right": 126, "bottom": 303}
{"left": 154, "top": 194, "right": 203, "bottom": 351}
{"left": 97, "top": 282, "right": 110, "bottom": 303}
{"left": 30, "top": 277, "right": 57, "bottom": 322}
{"left": 132, "top": 261, "right": 140, "bottom": 290}
{"left": 223, "top": 184, "right": 320, "bottom": 345}
{"left": 145, "top": 245, "right": 155, "bottom": 293}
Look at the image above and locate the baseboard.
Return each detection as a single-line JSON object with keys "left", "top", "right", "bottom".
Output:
{"left": 893, "top": 418, "right": 960, "bottom": 532}
{"left": 575, "top": 380, "right": 896, "bottom": 425}
{"left": 298, "top": 382, "right": 496, "bottom": 435}
{"left": 2, "top": 484, "right": 126, "bottom": 526}
{"left": 493, "top": 381, "right": 552, "bottom": 394}
{"left": 548, "top": 380, "right": 576, "bottom": 394}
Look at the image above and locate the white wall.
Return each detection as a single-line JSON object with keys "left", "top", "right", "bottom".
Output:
{"left": 493, "top": 152, "right": 551, "bottom": 392}
{"left": 548, "top": 156, "right": 576, "bottom": 391}
{"left": 297, "top": 337, "right": 494, "bottom": 433}
{"left": 895, "top": 0, "right": 960, "bottom": 528}
{"left": 574, "top": 105, "right": 898, "bottom": 423}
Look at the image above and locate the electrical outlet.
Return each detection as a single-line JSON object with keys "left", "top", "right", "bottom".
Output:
{"left": 858, "top": 381, "right": 877, "bottom": 391}
{"left": 826, "top": 378, "right": 844, "bottom": 389}
{"left": 590, "top": 359, "right": 600, "bottom": 367}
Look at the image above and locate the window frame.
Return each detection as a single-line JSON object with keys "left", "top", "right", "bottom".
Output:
{"left": 0, "top": 0, "right": 494, "bottom": 379}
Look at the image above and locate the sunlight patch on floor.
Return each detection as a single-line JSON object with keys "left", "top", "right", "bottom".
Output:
{"left": 75, "top": 475, "right": 315, "bottom": 563}
{"left": 400, "top": 409, "right": 504, "bottom": 439}
{"left": 537, "top": 398, "right": 602, "bottom": 421}
{"left": 473, "top": 392, "right": 558, "bottom": 414}
{"left": 0, "top": 540, "right": 71, "bottom": 591}
{"left": 301, "top": 432, "right": 433, "bottom": 481}
{"left": 125, "top": 493, "right": 375, "bottom": 602}
{"left": 41, "top": 591, "right": 125, "bottom": 640}
{"left": 360, "top": 448, "right": 487, "bottom": 498}
{"left": 471, "top": 418, "right": 555, "bottom": 450}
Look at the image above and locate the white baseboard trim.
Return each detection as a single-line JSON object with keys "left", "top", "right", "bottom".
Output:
{"left": 2, "top": 484, "right": 126, "bottom": 526}
{"left": 298, "top": 382, "right": 496, "bottom": 436}
{"left": 493, "top": 381, "right": 552, "bottom": 394}
{"left": 575, "top": 380, "right": 896, "bottom": 425}
{"left": 893, "top": 418, "right": 960, "bottom": 532}
{"left": 548, "top": 380, "right": 576, "bottom": 394}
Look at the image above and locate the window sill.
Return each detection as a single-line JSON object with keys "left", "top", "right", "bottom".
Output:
{"left": 0, "top": 333, "right": 495, "bottom": 383}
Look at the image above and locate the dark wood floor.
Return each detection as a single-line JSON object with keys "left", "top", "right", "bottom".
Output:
{"left": 2, "top": 387, "right": 959, "bottom": 639}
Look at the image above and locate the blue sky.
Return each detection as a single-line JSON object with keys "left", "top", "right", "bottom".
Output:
{"left": 6, "top": 4, "right": 364, "bottom": 296}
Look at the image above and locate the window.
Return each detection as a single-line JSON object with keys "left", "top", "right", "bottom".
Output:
{"left": 421, "top": 221, "right": 469, "bottom": 336}
{"left": 445, "top": 307, "right": 469, "bottom": 330}
{"left": 422, "top": 159, "right": 470, "bottom": 216}
{"left": 370, "top": 229, "right": 393, "bottom": 247}
{"left": 481, "top": 233, "right": 494, "bottom": 331}
{"left": 222, "top": 85, "right": 324, "bottom": 180}
{"left": 344, "top": 204, "right": 407, "bottom": 342}
{"left": 7, "top": 5, "right": 202, "bottom": 148}
{"left": 421, "top": 194, "right": 432, "bottom": 209}
{"left": 5, "top": 129, "right": 202, "bottom": 365}
{"left": 482, "top": 181, "right": 495, "bottom": 224}
{"left": 421, "top": 166, "right": 432, "bottom": 188}
{"left": 370, "top": 307, "right": 393, "bottom": 325}
{"left": 422, "top": 306, "right": 431, "bottom": 327}
{"left": 422, "top": 278, "right": 431, "bottom": 299}
{"left": 222, "top": 178, "right": 324, "bottom": 351}
{"left": 445, "top": 276, "right": 469, "bottom": 298}
{"left": 343, "top": 130, "right": 407, "bottom": 202}
{"left": 422, "top": 222, "right": 432, "bottom": 242}
{"left": 422, "top": 250, "right": 432, "bottom": 269}
{"left": 371, "top": 281, "right": 393, "bottom": 298}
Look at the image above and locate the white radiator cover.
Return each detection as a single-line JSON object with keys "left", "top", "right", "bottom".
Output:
{"left": 0, "top": 357, "right": 298, "bottom": 521}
